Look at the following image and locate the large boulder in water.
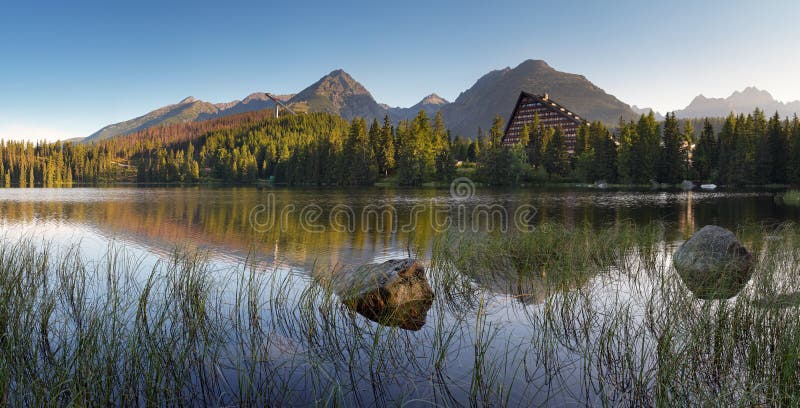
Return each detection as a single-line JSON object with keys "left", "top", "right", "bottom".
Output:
{"left": 673, "top": 225, "right": 754, "bottom": 300}
{"left": 331, "top": 259, "right": 434, "bottom": 330}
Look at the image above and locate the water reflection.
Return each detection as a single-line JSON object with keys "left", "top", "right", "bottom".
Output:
{"left": 349, "top": 299, "right": 433, "bottom": 331}
{"left": 2, "top": 187, "right": 800, "bottom": 405}
{"left": 676, "top": 264, "right": 754, "bottom": 300}
{"left": 0, "top": 187, "right": 793, "bottom": 270}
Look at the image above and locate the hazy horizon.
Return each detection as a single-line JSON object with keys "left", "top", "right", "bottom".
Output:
{"left": 1, "top": 0, "right": 799, "bottom": 141}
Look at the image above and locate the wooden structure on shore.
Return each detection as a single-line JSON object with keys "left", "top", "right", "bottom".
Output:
{"left": 501, "top": 92, "right": 585, "bottom": 153}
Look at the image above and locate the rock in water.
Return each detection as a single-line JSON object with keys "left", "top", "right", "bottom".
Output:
{"left": 333, "top": 259, "right": 434, "bottom": 331}
{"left": 673, "top": 225, "right": 754, "bottom": 300}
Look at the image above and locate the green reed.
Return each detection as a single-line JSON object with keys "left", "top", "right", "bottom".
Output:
{"left": 780, "top": 189, "right": 800, "bottom": 206}
{"left": 2, "top": 222, "right": 800, "bottom": 405}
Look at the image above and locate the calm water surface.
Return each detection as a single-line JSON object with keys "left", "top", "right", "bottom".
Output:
{"left": 0, "top": 186, "right": 794, "bottom": 267}
{"left": 0, "top": 186, "right": 797, "bottom": 405}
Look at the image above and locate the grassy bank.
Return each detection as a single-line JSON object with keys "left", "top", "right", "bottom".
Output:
{"left": 2, "top": 223, "right": 800, "bottom": 405}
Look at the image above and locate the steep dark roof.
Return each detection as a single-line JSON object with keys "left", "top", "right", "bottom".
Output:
{"left": 503, "top": 91, "right": 586, "bottom": 135}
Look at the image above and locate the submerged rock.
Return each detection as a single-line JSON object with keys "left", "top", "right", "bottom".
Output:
{"left": 673, "top": 225, "right": 754, "bottom": 300}
{"left": 332, "top": 259, "right": 434, "bottom": 331}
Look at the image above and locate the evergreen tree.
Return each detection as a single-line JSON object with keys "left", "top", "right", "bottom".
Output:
{"left": 375, "top": 115, "right": 395, "bottom": 177}
{"left": 575, "top": 123, "right": 589, "bottom": 157}
{"left": 395, "top": 112, "right": 438, "bottom": 185}
{"left": 659, "top": 112, "right": 684, "bottom": 184}
{"left": 681, "top": 120, "right": 694, "bottom": 179}
{"left": 635, "top": 112, "right": 661, "bottom": 183}
{"left": 434, "top": 148, "right": 456, "bottom": 182}
{"left": 543, "top": 128, "right": 570, "bottom": 177}
{"left": 768, "top": 112, "right": 788, "bottom": 183}
{"left": 692, "top": 119, "right": 717, "bottom": 181}
{"left": 716, "top": 114, "right": 737, "bottom": 184}
{"left": 466, "top": 140, "right": 478, "bottom": 162}
{"left": 528, "top": 114, "right": 544, "bottom": 168}
{"left": 789, "top": 115, "right": 800, "bottom": 184}
{"left": 616, "top": 119, "right": 637, "bottom": 184}
{"left": 489, "top": 115, "right": 504, "bottom": 149}
{"left": 342, "top": 118, "right": 378, "bottom": 185}
{"left": 476, "top": 145, "right": 528, "bottom": 186}
{"left": 518, "top": 123, "right": 531, "bottom": 149}
{"left": 590, "top": 121, "right": 617, "bottom": 182}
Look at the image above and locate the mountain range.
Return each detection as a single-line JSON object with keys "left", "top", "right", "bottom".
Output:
{"left": 675, "top": 87, "right": 800, "bottom": 119}
{"left": 84, "top": 60, "right": 638, "bottom": 142}
{"left": 83, "top": 60, "right": 800, "bottom": 143}
{"left": 85, "top": 94, "right": 294, "bottom": 141}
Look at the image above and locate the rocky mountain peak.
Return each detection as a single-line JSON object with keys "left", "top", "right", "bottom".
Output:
{"left": 516, "top": 59, "right": 553, "bottom": 72}
{"left": 242, "top": 93, "right": 268, "bottom": 103}
{"left": 420, "top": 93, "right": 448, "bottom": 105}
{"left": 677, "top": 86, "right": 800, "bottom": 118}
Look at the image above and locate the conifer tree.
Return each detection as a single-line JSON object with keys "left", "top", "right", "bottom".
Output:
{"left": 659, "top": 112, "right": 684, "bottom": 184}
{"left": 466, "top": 140, "right": 478, "bottom": 162}
{"left": 518, "top": 123, "right": 531, "bottom": 150}
{"left": 789, "top": 115, "right": 800, "bottom": 184}
{"left": 543, "top": 127, "right": 569, "bottom": 177}
{"left": 489, "top": 115, "right": 504, "bottom": 149}
{"left": 681, "top": 120, "right": 694, "bottom": 179}
{"left": 692, "top": 119, "right": 717, "bottom": 181}
{"left": 768, "top": 112, "right": 788, "bottom": 183}
{"left": 528, "top": 114, "right": 544, "bottom": 168}
{"left": 616, "top": 119, "right": 636, "bottom": 184}
{"left": 635, "top": 112, "right": 661, "bottom": 183}
{"left": 375, "top": 116, "right": 395, "bottom": 177}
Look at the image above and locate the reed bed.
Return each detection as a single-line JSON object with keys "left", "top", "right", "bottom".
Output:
{"left": 1, "top": 222, "right": 800, "bottom": 406}
{"left": 780, "top": 189, "right": 800, "bottom": 206}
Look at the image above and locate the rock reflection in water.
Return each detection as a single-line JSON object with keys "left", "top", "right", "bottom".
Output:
{"left": 465, "top": 267, "right": 550, "bottom": 305}
{"left": 673, "top": 225, "right": 754, "bottom": 300}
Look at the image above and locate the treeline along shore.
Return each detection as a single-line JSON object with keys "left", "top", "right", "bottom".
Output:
{"left": 1, "top": 107, "right": 799, "bottom": 187}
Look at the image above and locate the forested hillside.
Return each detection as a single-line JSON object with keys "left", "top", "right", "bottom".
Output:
{"left": 3, "top": 107, "right": 800, "bottom": 188}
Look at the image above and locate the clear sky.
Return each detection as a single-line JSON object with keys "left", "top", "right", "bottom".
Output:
{"left": 1, "top": 0, "right": 798, "bottom": 141}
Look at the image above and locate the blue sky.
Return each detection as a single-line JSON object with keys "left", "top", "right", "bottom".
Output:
{"left": 1, "top": 0, "right": 798, "bottom": 140}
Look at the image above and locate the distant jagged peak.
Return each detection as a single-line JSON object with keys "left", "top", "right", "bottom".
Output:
{"left": 242, "top": 92, "right": 268, "bottom": 103}
{"left": 238, "top": 92, "right": 294, "bottom": 104}
{"left": 320, "top": 68, "right": 355, "bottom": 84}
{"left": 630, "top": 104, "right": 652, "bottom": 113}
{"left": 317, "top": 69, "right": 369, "bottom": 94}
{"left": 734, "top": 85, "right": 770, "bottom": 95}
{"left": 292, "top": 68, "right": 372, "bottom": 101}
{"left": 631, "top": 105, "right": 664, "bottom": 121}
{"left": 214, "top": 100, "right": 240, "bottom": 110}
{"left": 675, "top": 86, "right": 800, "bottom": 119}
{"left": 179, "top": 96, "right": 197, "bottom": 104}
{"left": 419, "top": 93, "right": 449, "bottom": 105}
{"left": 728, "top": 86, "right": 774, "bottom": 103}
